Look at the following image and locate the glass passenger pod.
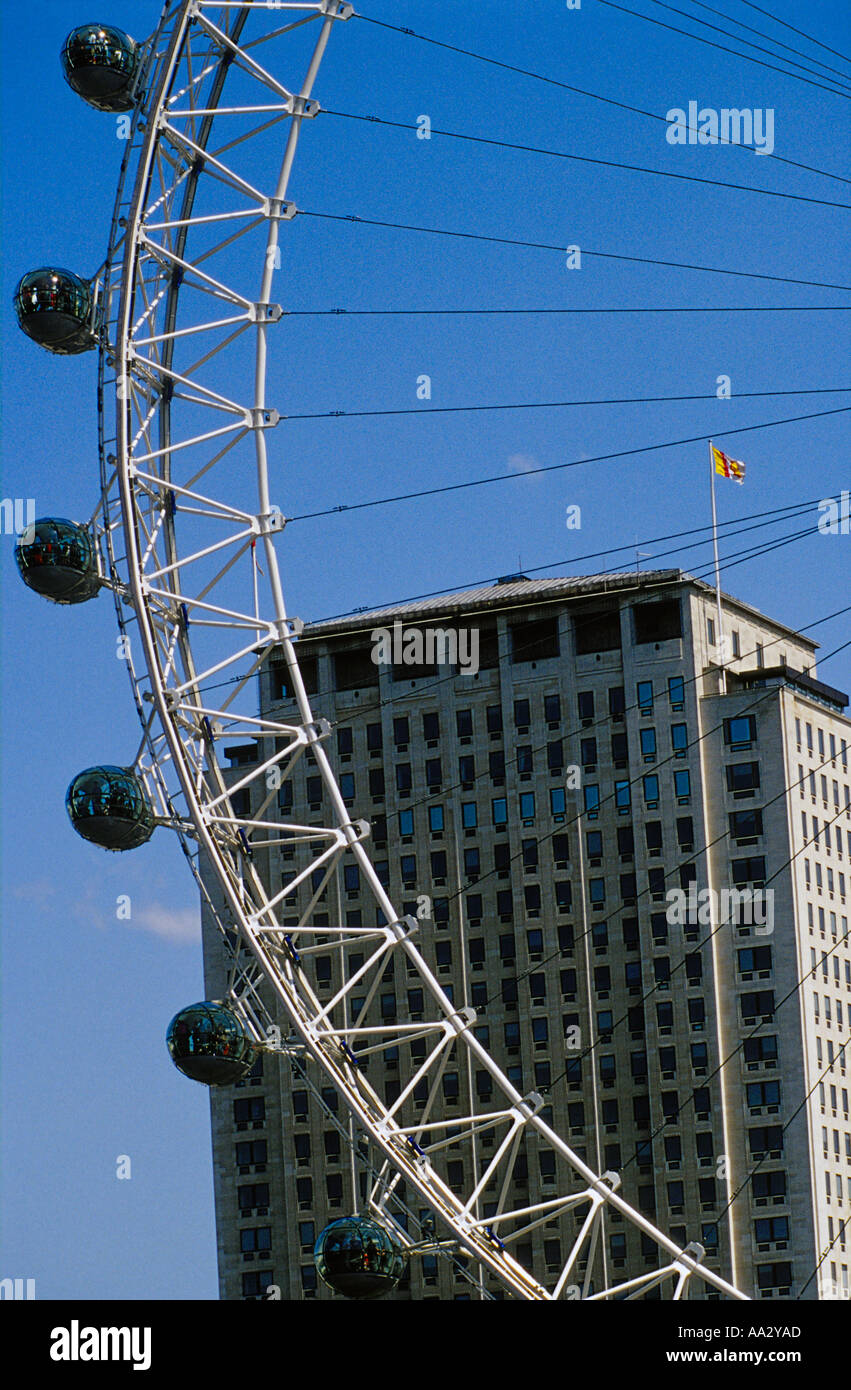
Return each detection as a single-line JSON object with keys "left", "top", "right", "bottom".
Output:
{"left": 61, "top": 24, "right": 139, "bottom": 112}
{"left": 15, "top": 518, "right": 100, "bottom": 604}
{"left": 65, "top": 765, "right": 154, "bottom": 851}
{"left": 166, "top": 1002, "right": 257, "bottom": 1087}
{"left": 314, "top": 1217, "right": 407, "bottom": 1299}
{"left": 13, "top": 268, "right": 94, "bottom": 354}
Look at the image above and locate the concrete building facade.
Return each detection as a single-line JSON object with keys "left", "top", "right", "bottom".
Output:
{"left": 199, "top": 570, "right": 851, "bottom": 1301}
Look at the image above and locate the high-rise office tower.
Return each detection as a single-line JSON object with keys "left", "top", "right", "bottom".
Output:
{"left": 200, "top": 570, "right": 851, "bottom": 1301}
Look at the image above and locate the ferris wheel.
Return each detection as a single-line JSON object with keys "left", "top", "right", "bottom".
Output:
{"left": 14, "top": 2, "right": 749, "bottom": 1302}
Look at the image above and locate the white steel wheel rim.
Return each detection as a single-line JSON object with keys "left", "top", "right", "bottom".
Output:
{"left": 94, "top": 0, "right": 748, "bottom": 1302}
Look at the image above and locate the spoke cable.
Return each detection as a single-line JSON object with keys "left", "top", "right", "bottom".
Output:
{"left": 736, "top": 0, "right": 851, "bottom": 67}
{"left": 300, "top": 208, "right": 851, "bottom": 294}
{"left": 679, "top": 0, "right": 851, "bottom": 83}
{"left": 321, "top": 108, "right": 851, "bottom": 211}
{"left": 595, "top": 0, "right": 851, "bottom": 99}
{"left": 354, "top": 11, "right": 850, "bottom": 186}
{"left": 286, "top": 405, "right": 851, "bottom": 522}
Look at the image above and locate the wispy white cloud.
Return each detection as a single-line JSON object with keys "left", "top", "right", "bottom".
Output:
{"left": 130, "top": 905, "right": 200, "bottom": 944}
{"left": 507, "top": 452, "right": 541, "bottom": 474}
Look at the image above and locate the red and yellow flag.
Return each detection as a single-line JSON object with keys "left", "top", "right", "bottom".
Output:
{"left": 712, "top": 444, "right": 746, "bottom": 484}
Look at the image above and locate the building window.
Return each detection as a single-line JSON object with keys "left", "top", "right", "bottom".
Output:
{"left": 575, "top": 608, "right": 621, "bottom": 655}
{"left": 646, "top": 821, "right": 663, "bottom": 852}
{"left": 496, "top": 889, "right": 513, "bottom": 916}
{"left": 724, "top": 715, "right": 757, "bottom": 748}
{"left": 578, "top": 691, "right": 594, "bottom": 720}
{"left": 743, "top": 1036, "right": 778, "bottom": 1066}
{"left": 524, "top": 884, "right": 541, "bottom": 912}
{"left": 556, "top": 881, "right": 572, "bottom": 911}
{"left": 430, "top": 850, "right": 447, "bottom": 878}
{"left": 514, "top": 698, "right": 531, "bottom": 727}
{"left": 235, "top": 1140, "right": 267, "bottom": 1169}
{"left": 422, "top": 711, "right": 440, "bottom": 740}
{"left": 737, "top": 945, "right": 772, "bottom": 976}
{"left": 545, "top": 694, "right": 561, "bottom": 722}
{"left": 688, "top": 998, "right": 705, "bottom": 1028}
{"left": 456, "top": 709, "right": 473, "bottom": 737}
{"left": 238, "top": 1183, "right": 270, "bottom": 1213}
{"left": 233, "top": 1097, "right": 265, "bottom": 1125}
{"left": 643, "top": 774, "right": 659, "bottom": 806}
{"left": 685, "top": 954, "right": 703, "bottom": 986}
{"left": 527, "top": 929, "right": 544, "bottom": 956}
{"left": 240, "top": 1227, "right": 272, "bottom": 1253}
{"left": 747, "top": 1081, "right": 781, "bottom": 1110}
{"left": 610, "top": 732, "right": 627, "bottom": 764}
{"left": 512, "top": 618, "right": 559, "bottom": 662}
{"left": 580, "top": 737, "right": 597, "bottom": 767}
{"left": 732, "top": 856, "right": 767, "bottom": 887}
{"left": 242, "top": 1270, "right": 274, "bottom": 1297}
{"left": 729, "top": 808, "right": 762, "bottom": 839}
{"left": 756, "top": 1263, "right": 792, "bottom": 1292}
{"left": 668, "top": 676, "right": 685, "bottom": 708}
{"left": 589, "top": 878, "right": 606, "bottom": 905}
{"left": 595, "top": 965, "right": 612, "bottom": 993}
{"left": 726, "top": 762, "right": 760, "bottom": 794}
{"left": 741, "top": 991, "right": 775, "bottom": 1023}
{"left": 640, "top": 728, "right": 656, "bottom": 760}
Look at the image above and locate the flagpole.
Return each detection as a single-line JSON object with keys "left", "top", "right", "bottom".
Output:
{"left": 709, "top": 440, "right": 727, "bottom": 693}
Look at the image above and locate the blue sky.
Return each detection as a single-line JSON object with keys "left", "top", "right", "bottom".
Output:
{"left": 1, "top": 0, "right": 849, "bottom": 1299}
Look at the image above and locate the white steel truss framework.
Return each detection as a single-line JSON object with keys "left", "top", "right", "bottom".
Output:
{"left": 93, "top": 0, "right": 748, "bottom": 1301}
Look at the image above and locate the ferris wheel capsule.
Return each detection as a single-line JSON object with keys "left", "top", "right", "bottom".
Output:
{"left": 15, "top": 517, "right": 100, "bottom": 604}
{"left": 166, "top": 1002, "right": 258, "bottom": 1087}
{"left": 314, "top": 1216, "right": 407, "bottom": 1300}
{"left": 61, "top": 23, "right": 139, "bottom": 113}
{"left": 65, "top": 765, "right": 154, "bottom": 851}
{"left": 13, "top": 268, "right": 94, "bottom": 355}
